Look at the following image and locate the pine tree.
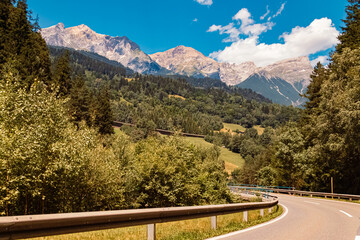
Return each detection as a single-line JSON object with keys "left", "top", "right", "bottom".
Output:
{"left": 94, "top": 86, "right": 114, "bottom": 135}
{"left": 302, "top": 62, "right": 328, "bottom": 118}
{"left": 53, "top": 50, "right": 71, "bottom": 96}
{"left": 68, "top": 75, "right": 91, "bottom": 127}
{"left": 0, "top": 0, "right": 51, "bottom": 88}
{"left": 337, "top": 0, "right": 360, "bottom": 52}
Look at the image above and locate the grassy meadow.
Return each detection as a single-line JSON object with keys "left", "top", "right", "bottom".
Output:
{"left": 183, "top": 137, "right": 244, "bottom": 173}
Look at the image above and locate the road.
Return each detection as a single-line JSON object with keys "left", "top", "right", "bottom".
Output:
{"left": 208, "top": 194, "right": 360, "bottom": 240}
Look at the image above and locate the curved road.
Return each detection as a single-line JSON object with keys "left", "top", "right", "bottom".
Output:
{"left": 208, "top": 194, "right": 360, "bottom": 240}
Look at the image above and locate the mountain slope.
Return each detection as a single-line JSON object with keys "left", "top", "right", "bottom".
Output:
{"left": 41, "top": 23, "right": 166, "bottom": 74}
{"left": 48, "top": 45, "right": 133, "bottom": 77}
{"left": 260, "top": 56, "right": 313, "bottom": 94}
{"left": 237, "top": 71, "right": 306, "bottom": 106}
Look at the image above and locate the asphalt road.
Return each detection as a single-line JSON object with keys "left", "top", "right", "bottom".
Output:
{"left": 208, "top": 194, "right": 360, "bottom": 240}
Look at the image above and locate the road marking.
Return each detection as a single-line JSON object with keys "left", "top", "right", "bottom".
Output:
{"left": 339, "top": 210, "right": 353, "bottom": 218}
{"left": 206, "top": 204, "right": 289, "bottom": 240}
{"left": 304, "top": 201, "right": 320, "bottom": 205}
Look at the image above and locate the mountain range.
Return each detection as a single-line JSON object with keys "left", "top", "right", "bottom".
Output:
{"left": 41, "top": 23, "right": 314, "bottom": 106}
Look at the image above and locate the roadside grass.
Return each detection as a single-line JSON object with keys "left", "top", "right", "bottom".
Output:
{"left": 34, "top": 206, "right": 282, "bottom": 240}
{"left": 183, "top": 137, "right": 244, "bottom": 173}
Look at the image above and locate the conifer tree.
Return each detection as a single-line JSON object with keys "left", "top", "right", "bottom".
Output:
{"left": 94, "top": 86, "right": 114, "bottom": 135}
{"left": 337, "top": 0, "right": 360, "bottom": 52}
{"left": 53, "top": 50, "right": 71, "bottom": 96}
{"left": 0, "top": 0, "right": 51, "bottom": 88}
{"left": 68, "top": 75, "right": 91, "bottom": 127}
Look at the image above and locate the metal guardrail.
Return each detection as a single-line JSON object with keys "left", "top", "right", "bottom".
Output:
{"left": 230, "top": 185, "right": 360, "bottom": 201}
{"left": 0, "top": 196, "right": 278, "bottom": 240}
{"left": 229, "top": 183, "right": 295, "bottom": 190}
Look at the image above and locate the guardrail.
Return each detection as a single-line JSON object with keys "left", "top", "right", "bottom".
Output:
{"left": 229, "top": 183, "right": 295, "bottom": 190}
{"left": 0, "top": 194, "right": 278, "bottom": 240}
{"left": 230, "top": 185, "right": 360, "bottom": 201}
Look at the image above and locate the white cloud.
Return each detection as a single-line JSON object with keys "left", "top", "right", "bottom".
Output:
{"left": 207, "top": 23, "right": 240, "bottom": 42}
{"left": 193, "top": 18, "right": 198, "bottom": 22}
{"left": 208, "top": 8, "right": 274, "bottom": 42}
{"left": 260, "top": 5, "right": 270, "bottom": 20}
{"left": 195, "top": 0, "right": 213, "bottom": 6}
{"left": 310, "top": 55, "right": 330, "bottom": 67}
{"left": 209, "top": 18, "right": 339, "bottom": 66}
{"left": 268, "top": 3, "right": 286, "bottom": 21}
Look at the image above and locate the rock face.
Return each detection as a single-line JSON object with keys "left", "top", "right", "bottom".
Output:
{"left": 41, "top": 23, "right": 164, "bottom": 74}
{"left": 150, "top": 45, "right": 220, "bottom": 79}
{"left": 260, "top": 56, "right": 313, "bottom": 94}
{"left": 219, "top": 62, "right": 257, "bottom": 85}
{"left": 150, "top": 46, "right": 259, "bottom": 85}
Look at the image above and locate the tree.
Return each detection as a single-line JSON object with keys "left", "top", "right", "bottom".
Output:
{"left": 68, "top": 75, "right": 91, "bottom": 127}
{"left": 0, "top": 0, "right": 51, "bottom": 88}
{"left": 337, "top": 0, "right": 360, "bottom": 52}
{"left": 53, "top": 50, "right": 71, "bottom": 96}
{"left": 94, "top": 86, "right": 114, "bottom": 135}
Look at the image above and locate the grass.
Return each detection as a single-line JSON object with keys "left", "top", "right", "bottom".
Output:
{"left": 222, "top": 123, "right": 246, "bottom": 132}
{"left": 183, "top": 137, "right": 244, "bottom": 173}
{"left": 168, "top": 94, "right": 186, "bottom": 100}
{"left": 34, "top": 206, "right": 282, "bottom": 240}
{"left": 253, "top": 125, "right": 265, "bottom": 135}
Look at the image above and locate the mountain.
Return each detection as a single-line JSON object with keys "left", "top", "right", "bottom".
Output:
{"left": 151, "top": 46, "right": 313, "bottom": 106}
{"left": 41, "top": 23, "right": 166, "bottom": 74}
{"left": 150, "top": 45, "right": 220, "bottom": 79}
{"left": 260, "top": 56, "right": 312, "bottom": 94}
{"left": 236, "top": 71, "right": 307, "bottom": 106}
{"left": 149, "top": 46, "right": 257, "bottom": 84}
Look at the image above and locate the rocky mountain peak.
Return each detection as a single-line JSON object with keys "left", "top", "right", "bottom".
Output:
{"left": 41, "top": 23, "right": 162, "bottom": 74}
{"left": 261, "top": 56, "right": 313, "bottom": 85}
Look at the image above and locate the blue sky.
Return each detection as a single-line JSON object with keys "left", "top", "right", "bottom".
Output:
{"left": 28, "top": 0, "right": 348, "bottom": 66}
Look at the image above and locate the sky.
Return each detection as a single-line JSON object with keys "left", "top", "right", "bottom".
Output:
{"left": 28, "top": 0, "right": 348, "bottom": 67}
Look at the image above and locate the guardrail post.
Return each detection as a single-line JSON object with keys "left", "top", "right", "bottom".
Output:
{"left": 260, "top": 209, "right": 264, "bottom": 217}
{"left": 147, "top": 224, "right": 156, "bottom": 240}
{"left": 243, "top": 211, "right": 248, "bottom": 222}
{"left": 310, "top": 194, "right": 312, "bottom": 197}
{"left": 350, "top": 198, "right": 352, "bottom": 201}
{"left": 211, "top": 216, "right": 217, "bottom": 230}
{"left": 269, "top": 207, "right": 272, "bottom": 213}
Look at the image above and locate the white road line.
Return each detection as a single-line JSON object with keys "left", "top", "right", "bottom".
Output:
{"left": 304, "top": 201, "right": 320, "bottom": 205}
{"left": 339, "top": 210, "right": 353, "bottom": 218}
{"left": 206, "top": 204, "right": 289, "bottom": 240}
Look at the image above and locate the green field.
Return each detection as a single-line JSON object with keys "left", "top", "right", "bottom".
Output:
{"left": 223, "top": 123, "right": 246, "bottom": 132}
{"left": 183, "top": 137, "right": 244, "bottom": 173}
{"left": 253, "top": 125, "right": 265, "bottom": 135}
